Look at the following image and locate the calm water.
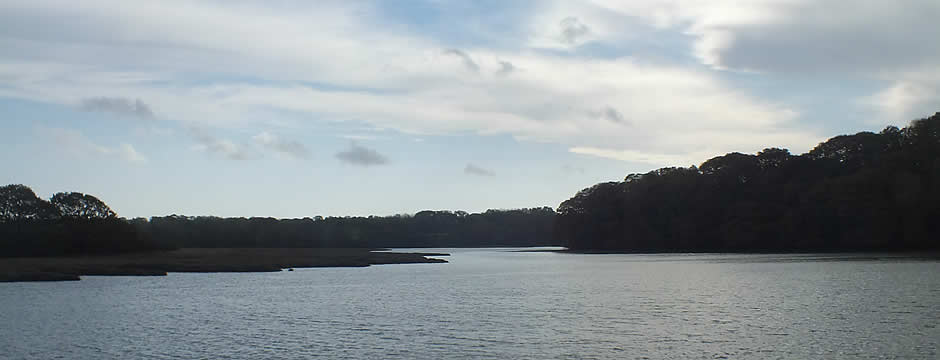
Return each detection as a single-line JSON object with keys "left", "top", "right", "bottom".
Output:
{"left": 1, "top": 249, "right": 938, "bottom": 359}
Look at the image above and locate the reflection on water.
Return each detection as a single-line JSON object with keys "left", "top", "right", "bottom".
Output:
{"left": 1, "top": 249, "right": 938, "bottom": 359}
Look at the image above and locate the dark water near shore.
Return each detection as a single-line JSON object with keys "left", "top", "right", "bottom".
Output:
{"left": 1, "top": 249, "right": 938, "bottom": 359}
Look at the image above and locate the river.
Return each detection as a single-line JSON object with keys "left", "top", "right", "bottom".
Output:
{"left": 1, "top": 249, "right": 938, "bottom": 359}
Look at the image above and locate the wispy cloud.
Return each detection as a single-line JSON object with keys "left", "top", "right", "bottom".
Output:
{"left": 465, "top": 163, "right": 495, "bottom": 177}
{"left": 443, "top": 48, "right": 480, "bottom": 73}
{"left": 252, "top": 131, "right": 310, "bottom": 160}
{"left": 80, "top": 97, "right": 154, "bottom": 119}
{"left": 861, "top": 80, "right": 940, "bottom": 123}
{"left": 335, "top": 143, "right": 388, "bottom": 166}
{"left": 340, "top": 134, "right": 379, "bottom": 141}
{"left": 569, "top": 146, "right": 713, "bottom": 167}
{"left": 114, "top": 143, "right": 147, "bottom": 163}
{"left": 189, "top": 127, "right": 251, "bottom": 160}
{"left": 590, "top": 106, "right": 630, "bottom": 125}
{"left": 38, "top": 126, "right": 147, "bottom": 164}
{"left": 562, "top": 164, "right": 586, "bottom": 175}
{"left": 0, "top": 0, "right": 876, "bottom": 166}
{"left": 496, "top": 61, "right": 517, "bottom": 76}
{"left": 558, "top": 17, "right": 591, "bottom": 45}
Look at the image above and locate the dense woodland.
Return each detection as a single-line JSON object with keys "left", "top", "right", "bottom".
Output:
{"left": 0, "top": 186, "right": 165, "bottom": 256}
{"left": 144, "top": 208, "right": 556, "bottom": 249}
{"left": 0, "top": 184, "right": 556, "bottom": 256}
{"left": 556, "top": 112, "right": 940, "bottom": 252}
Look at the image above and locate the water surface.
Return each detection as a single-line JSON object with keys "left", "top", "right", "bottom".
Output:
{"left": 1, "top": 249, "right": 938, "bottom": 359}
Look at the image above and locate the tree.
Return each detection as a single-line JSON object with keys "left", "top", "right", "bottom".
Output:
{"left": 50, "top": 192, "right": 117, "bottom": 219}
{"left": 757, "top": 148, "right": 792, "bottom": 170}
{"left": 0, "top": 184, "right": 58, "bottom": 221}
{"left": 700, "top": 152, "right": 759, "bottom": 183}
{"left": 555, "top": 111, "right": 940, "bottom": 252}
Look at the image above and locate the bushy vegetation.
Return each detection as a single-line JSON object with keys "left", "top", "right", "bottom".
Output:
{"left": 555, "top": 112, "right": 940, "bottom": 252}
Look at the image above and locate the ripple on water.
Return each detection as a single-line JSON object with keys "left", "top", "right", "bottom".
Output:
{"left": 1, "top": 250, "right": 939, "bottom": 359}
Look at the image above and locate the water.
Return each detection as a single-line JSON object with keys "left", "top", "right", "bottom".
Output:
{"left": 1, "top": 249, "right": 938, "bottom": 359}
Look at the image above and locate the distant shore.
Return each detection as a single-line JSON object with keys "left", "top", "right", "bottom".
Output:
{"left": 0, "top": 248, "right": 448, "bottom": 283}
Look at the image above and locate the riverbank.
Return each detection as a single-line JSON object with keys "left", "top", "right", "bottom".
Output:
{"left": 0, "top": 248, "right": 448, "bottom": 283}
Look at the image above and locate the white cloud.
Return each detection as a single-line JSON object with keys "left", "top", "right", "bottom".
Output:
{"left": 115, "top": 143, "right": 148, "bottom": 163}
{"left": 570, "top": 147, "right": 713, "bottom": 168}
{"left": 558, "top": 17, "right": 592, "bottom": 45}
{"left": 580, "top": 0, "right": 940, "bottom": 74}
{"left": 252, "top": 131, "right": 310, "bottom": 160}
{"left": 188, "top": 127, "right": 251, "bottom": 160}
{"left": 549, "top": 0, "right": 940, "bottom": 132}
{"left": 1, "top": 0, "right": 833, "bottom": 167}
{"left": 38, "top": 126, "right": 147, "bottom": 164}
{"left": 861, "top": 78, "right": 940, "bottom": 125}
{"left": 340, "top": 134, "right": 380, "bottom": 141}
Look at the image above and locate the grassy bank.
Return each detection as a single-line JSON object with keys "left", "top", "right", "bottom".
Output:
{"left": 0, "top": 248, "right": 448, "bottom": 283}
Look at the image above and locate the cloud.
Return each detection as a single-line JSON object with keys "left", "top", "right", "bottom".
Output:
{"left": 558, "top": 17, "right": 591, "bottom": 45}
{"left": 189, "top": 127, "right": 251, "bottom": 160}
{"left": 496, "top": 61, "right": 517, "bottom": 76}
{"left": 339, "top": 134, "right": 379, "bottom": 141}
{"left": 590, "top": 106, "right": 629, "bottom": 125}
{"left": 562, "top": 164, "right": 586, "bottom": 175}
{"left": 335, "top": 143, "right": 388, "bottom": 166}
{"left": 584, "top": 0, "right": 940, "bottom": 75}
{"left": 38, "top": 126, "right": 147, "bottom": 164}
{"left": 115, "top": 143, "right": 147, "bottom": 163}
{"left": 0, "top": 0, "right": 829, "bottom": 167}
{"left": 80, "top": 97, "right": 154, "bottom": 119}
{"left": 697, "top": 1, "right": 940, "bottom": 75}
{"left": 861, "top": 79, "right": 940, "bottom": 124}
{"left": 442, "top": 49, "right": 480, "bottom": 72}
{"left": 570, "top": 146, "right": 711, "bottom": 167}
{"left": 252, "top": 131, "right": 310, "bottom": 159}
{"left": 464, "top": 163, "right": 495, "bottom": 177}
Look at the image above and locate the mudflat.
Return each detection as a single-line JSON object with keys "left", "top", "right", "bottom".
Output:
{"left": 0, "top": 248, "right": 448, "bottom": 283}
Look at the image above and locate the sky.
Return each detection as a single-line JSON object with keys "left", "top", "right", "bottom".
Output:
{"left": 2, "top": 0, "right": 939, "bottom": 218}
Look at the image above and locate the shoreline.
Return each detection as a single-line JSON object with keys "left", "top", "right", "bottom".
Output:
{"left": 0, "top": 248, "right": 448, "bottom": 283}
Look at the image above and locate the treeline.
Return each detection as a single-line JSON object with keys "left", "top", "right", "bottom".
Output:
{"left": 143, "top": 208, "right": 556, "bottom": 249}
{"left": 1, "top": 184, "right": 557, "bottom": 256}
{"left": 0, "top": 185, "right": 165, "bottom": 256}
{"left": 556, "top": 112, "right": 940, "bottom": 252}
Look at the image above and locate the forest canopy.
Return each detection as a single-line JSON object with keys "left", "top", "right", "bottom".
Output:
{"left": 555, "top": 112, "right": 940, "bottom": 252}
{"left": 0, "top": 185, "right": 158, "bottom": 256}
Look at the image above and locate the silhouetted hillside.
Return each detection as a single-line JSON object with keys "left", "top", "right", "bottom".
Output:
{"left": 556, "top": 112, "right": 940, "bottom": 252}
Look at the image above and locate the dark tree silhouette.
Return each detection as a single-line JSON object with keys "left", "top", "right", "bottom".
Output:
{"left": 556, "top": 112, "right": 940, "bottom": 252}
{"left": 1, "top": 186, "right": 164, "bottom": 257}
{"left": 51, "top": 192, "right": 117, "bottom": 219}
{"left": 0, "top": 184, "right": 58, "bottom": 221}
{"left": 2, "top": 183, "right": 557, "bottom": 257}
{"left": 145, "top": 207, "right": 557, "bottom": 249}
